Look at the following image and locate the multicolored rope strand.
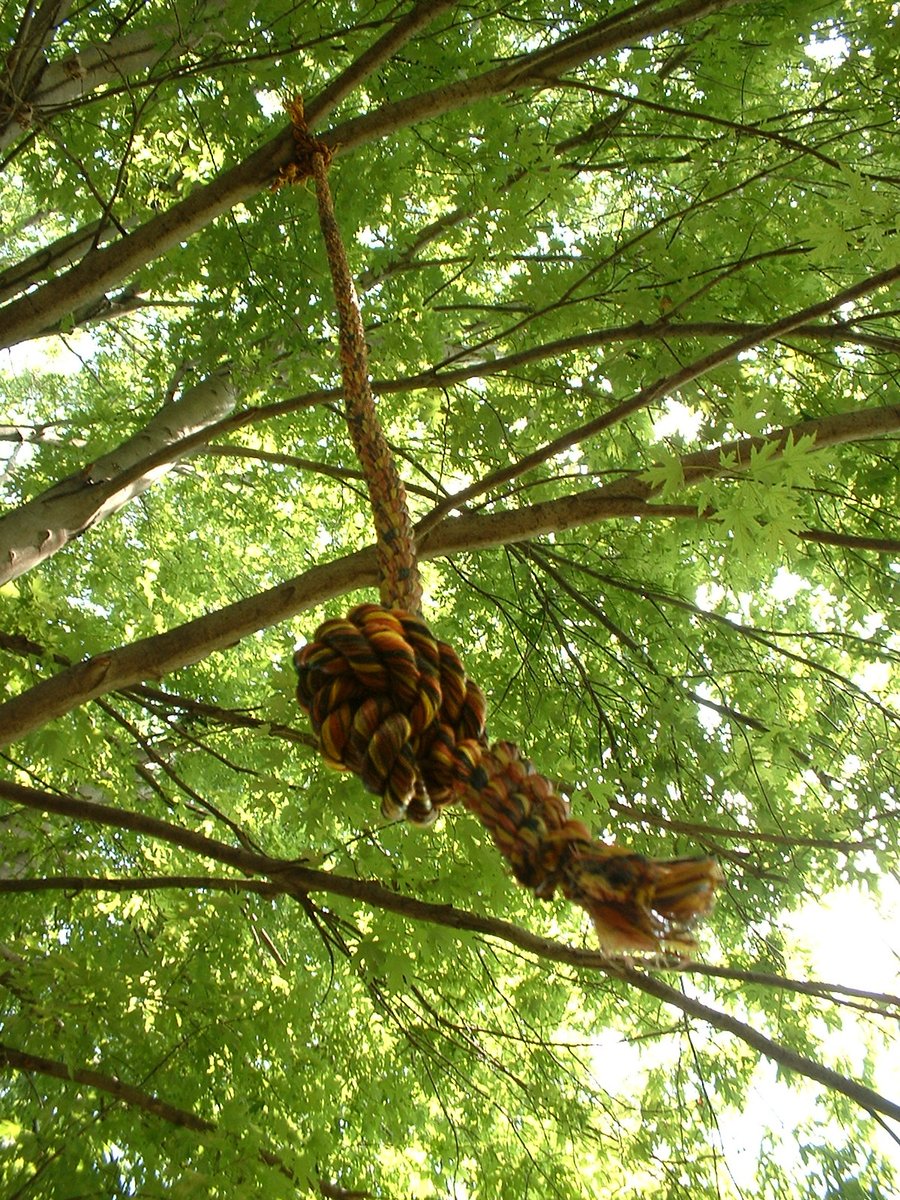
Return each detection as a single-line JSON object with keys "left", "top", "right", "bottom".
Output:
{"left": 274, "top": 97, "right": 421, "bottom": 616}
{"left": 278, "top": 99, "right": 722, "bottom": 953}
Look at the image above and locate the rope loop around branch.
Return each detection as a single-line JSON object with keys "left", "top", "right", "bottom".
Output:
{"left": 271, "top": 96, "right": 334, "bottom": 189}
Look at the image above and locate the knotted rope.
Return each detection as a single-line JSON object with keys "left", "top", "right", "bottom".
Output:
{"left": 277, "top": 99, "right": 721, "bottom": 953}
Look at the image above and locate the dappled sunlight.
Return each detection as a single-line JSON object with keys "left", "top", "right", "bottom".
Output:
{"left": 0, "top": 0, "right": 897, "bottom": 1195}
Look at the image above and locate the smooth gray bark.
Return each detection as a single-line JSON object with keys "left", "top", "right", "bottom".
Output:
{"left": 0, "top": 16, "right": 219, "bottom": 151}
{"left": 1, "top": 1, "right": 72, "bottom": 144}
{"left": 0, "top": 372, "right": 236, "bottom": 586}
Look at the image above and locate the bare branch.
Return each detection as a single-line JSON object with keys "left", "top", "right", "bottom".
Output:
{"left": 0, "top": 0, "right": 752, "bottom": 348}
{"left": 2, "top": 777, "right": 897, "bottom": 1126}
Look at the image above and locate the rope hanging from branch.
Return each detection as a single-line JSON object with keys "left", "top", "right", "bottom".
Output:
{"left": 276, "top": 98, "right": 721, "bottom": 953}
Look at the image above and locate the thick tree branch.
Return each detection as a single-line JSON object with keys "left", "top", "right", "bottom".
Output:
{"left": 7, "top": 872, "right": 898, "bottom": 1006}
{"left": 309, "top": 0, "right": 458, "bottom": 127}
{"left": 0, "top": 403, "right": 896, "bottom": 748}
{"left": 795, "top": 527, "right": 900, "bottom": 554}
{"left": 2, "top": 778, "right": 898, "bottom": 1127}
{"left": 614, "top": 971, "right": 900, "bottom": 1125}
{"left": 0, "top": 630, "right": 315, "bottom": 747}
{"left": 12, "top": 272, "right": 896, "bottom": 581}
{"left": 0, "top": 216, "right": 136, "bottom": 305}
{"left": 0, "top": 0, "right": 71, "bottom": 144}
{"left": 0, "top": 499, "right": 676, "bottom": 748}
{"left": 395, "top": 317, "right": 900, "bottom": 384}
{"left": 0, "top": 0, "right": 750, "bottom": 349}
{"left": 326, "top": 0, "right": 751, "bottom": 157}
{"left": 2, "top": 300, "right": 892, "bottom": 541}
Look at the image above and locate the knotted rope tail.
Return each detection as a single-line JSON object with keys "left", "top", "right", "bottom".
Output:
{"left": 295, "top": 606, "right": 722, "bottom": 953}
{"left": 279, "top": 99, "right": 722, "bottom": 954}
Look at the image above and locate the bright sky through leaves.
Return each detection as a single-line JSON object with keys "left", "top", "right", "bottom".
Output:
{"left": 0, "top": 0, "right": 898, "bottom": 1195}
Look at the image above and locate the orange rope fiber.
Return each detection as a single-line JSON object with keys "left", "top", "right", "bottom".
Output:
{"left": 277, "top": 98, "right": 721, "bottom": 953}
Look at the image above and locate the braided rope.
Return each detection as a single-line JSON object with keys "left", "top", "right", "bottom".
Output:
{"left": 279, "top": 99, "right": 721, "bottom": 953}
{"left": 275, "top": 98, "right": 421, "bottom": 614}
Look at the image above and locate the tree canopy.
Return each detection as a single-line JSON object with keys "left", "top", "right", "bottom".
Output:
{"left": 0, "top": 0, "right": 898, "bottom": 1195}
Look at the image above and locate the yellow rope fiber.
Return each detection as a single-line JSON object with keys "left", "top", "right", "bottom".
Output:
{"left": 277, "top": 98, "right": 722, "bottom": 953}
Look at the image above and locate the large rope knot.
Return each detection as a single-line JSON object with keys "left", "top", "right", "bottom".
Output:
{"left": 295, "top": 604, "right": 487, "bottom": 825}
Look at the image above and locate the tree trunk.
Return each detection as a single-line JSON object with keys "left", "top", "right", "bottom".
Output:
{"left": 0, "top": 372, "right": 236, "bottom": 586}
{"left": 0, "top": 15, "right": 219, "bottom": 151}
{"left": 0, "top": 1, "right": 72, "bottom": 143}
